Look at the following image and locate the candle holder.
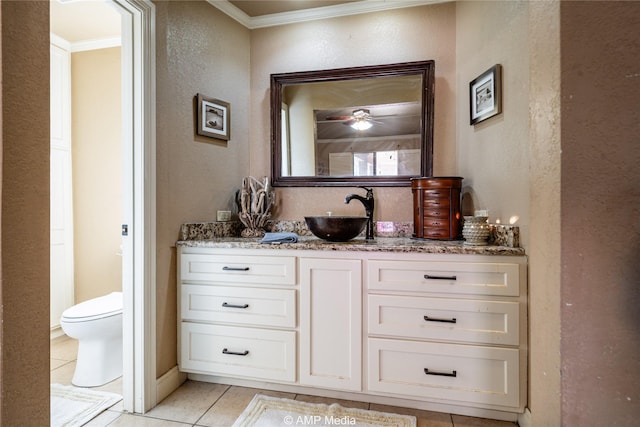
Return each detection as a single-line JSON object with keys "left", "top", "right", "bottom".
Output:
{"left": 462, "top": 216, "right": 490, "bottom": 246}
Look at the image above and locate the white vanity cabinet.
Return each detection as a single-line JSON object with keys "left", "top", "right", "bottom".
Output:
{"left": 366, "top": 253, "right": 528, "bottom": 412}
{"left": 177, "top": 243, "right": 527, "bottom": 420}
{"left": 178, "top": 247, "right": 297, "bottom": 382}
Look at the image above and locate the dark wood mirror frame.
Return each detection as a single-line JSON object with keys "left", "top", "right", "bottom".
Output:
{"left": 270, "top": 60, "right": 435, "bottom": 187}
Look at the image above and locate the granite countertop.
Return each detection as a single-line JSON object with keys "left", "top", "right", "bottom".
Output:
{"left": 177, "top": 220, "right": 525, "bottom": 255}
{"left": 177, "top": 235, "right": 524, "bottom": 255}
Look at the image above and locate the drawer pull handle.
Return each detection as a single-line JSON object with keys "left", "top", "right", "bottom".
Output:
{"left": 222, "top": 266, "right": 250, "bottom": 271}
{"left": 424, "top": 368, "right": 457, "bottom": 377}
{"left": 424, "top": 274, "right": 457, "bottom": 281}
{"left": 222, "top": 302, "right": 249, "bottom": 309}
{"left": 222, "top": 348, "right": 249, "bottom": 356}
{"left": 424, "top": 315, "right": 457, "bottom": 324}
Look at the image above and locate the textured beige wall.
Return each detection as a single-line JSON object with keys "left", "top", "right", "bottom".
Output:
{"left": 0, "top": 1, "right": 50, "bottom": 424}
{"left": 455, "top": 1, "right": 530, "bottom": 245}
{"left": 154, "top": 0, "right": 251, "bottom": 376}
{"left": 528, "top": 1, "right": 561, "bottom": 426}
{"left": 456, "top": 6, "right": 558, "bottom": 426}
{"left": 71, "top": 47, "right": 122, "bottom": 303}
{"left": 249, "top": 3, "right": 457, "bottom": 221}
{"left": 560, "top": 2, "right": 640, "bottom": 425}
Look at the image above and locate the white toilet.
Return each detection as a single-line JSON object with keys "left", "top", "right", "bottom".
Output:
{"left": 60, "top": 291, "right": 123, "bottom": 387}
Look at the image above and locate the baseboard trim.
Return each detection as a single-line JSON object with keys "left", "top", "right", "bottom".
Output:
{"left": 518, "top": 407, "right": 532, "bottom": 427}
{"left": 50, "top": 326, "right": 65, "bottom": 340}
{"left": 156, "top": 366, "right": 187, "bottom": 404}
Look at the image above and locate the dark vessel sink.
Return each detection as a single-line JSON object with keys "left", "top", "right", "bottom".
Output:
{"left": 304, "top": 216, "right": 368, "bottom": 242}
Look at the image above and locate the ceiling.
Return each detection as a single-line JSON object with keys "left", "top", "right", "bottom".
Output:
{"left": 227, "top": 1, "right": 361, "bottom": 17}
{"left": 50, "top": 0, "right": 121, "bottom": 44}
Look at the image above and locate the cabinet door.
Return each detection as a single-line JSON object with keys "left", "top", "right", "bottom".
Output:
{"left": 300, "top": 258, "right": 362, "bottom": 391}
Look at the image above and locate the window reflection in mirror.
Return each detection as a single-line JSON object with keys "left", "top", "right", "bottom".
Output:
{"left": 271, "top": 61, "right": 434, "bottom": 187}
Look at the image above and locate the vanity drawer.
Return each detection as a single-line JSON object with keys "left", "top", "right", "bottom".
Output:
{"left": 180, "top": 323, "right": 296, "bottom": 382}
{"left": 181, "top": 284, "right": 296, "bottom": 328}
{"left": 368, "top": 259, "right": 521, "bottom": 296}
{"left": 180, "top": 253, "right": 296, "bottom": 285}
{"left": 368, "top": 338, "right": 521, "bottom": 409}
{"left": 368, "top": 294, "right": 519, "bottom": 345}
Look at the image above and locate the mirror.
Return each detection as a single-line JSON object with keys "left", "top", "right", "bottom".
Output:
{"left": 271, "top": 61, "right": 434, "bottom": 187}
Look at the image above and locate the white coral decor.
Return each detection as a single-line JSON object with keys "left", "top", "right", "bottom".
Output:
{"left": 238, "top": 176, "right": 275, "bottom": 237}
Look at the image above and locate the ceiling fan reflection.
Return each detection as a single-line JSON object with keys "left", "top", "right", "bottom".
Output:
{"left": 324, "top": 109, "right": 381, "bottom": 130}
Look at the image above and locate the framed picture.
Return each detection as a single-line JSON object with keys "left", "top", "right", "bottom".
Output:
{"left": 469, "top": 64, "right": 502, "bottom": 125}
{"left": 197, "top": 94, "right": 230, "bottom": 140}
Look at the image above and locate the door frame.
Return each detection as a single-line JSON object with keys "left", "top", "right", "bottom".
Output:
{"left": 114, "top": 0, "right": 156, "bottom": 413}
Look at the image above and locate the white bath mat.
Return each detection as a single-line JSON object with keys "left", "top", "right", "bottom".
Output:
{"left": 51, "top": 383, "right": 122, "bottom": 427}
{"left": 233, "top": 394, "right": 416, "bottom": 427}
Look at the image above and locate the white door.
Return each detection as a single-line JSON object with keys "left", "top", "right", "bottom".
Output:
{"left": 300, "top": 257, "right": 362, "bottom": 391}
{"left": 50, "top": 39, "right": 74, "bottom": 331}
{"left": 114, "top": 0, "right": 157, "bottom": 412}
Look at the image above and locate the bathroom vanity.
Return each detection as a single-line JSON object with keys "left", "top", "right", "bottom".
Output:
{"left": 176, "top": 234, "right": 527, "bottom": 421}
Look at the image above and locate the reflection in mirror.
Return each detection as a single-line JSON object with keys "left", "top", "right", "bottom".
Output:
{"left": 315, "top": 101, "right": 421, "bottom": 177}
{"left": 271, "top": 61, "right": 434, "bottom": 187}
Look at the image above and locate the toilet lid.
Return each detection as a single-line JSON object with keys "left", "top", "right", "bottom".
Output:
{"left": 62, "top": 291, "right": 123, "bottom": 320}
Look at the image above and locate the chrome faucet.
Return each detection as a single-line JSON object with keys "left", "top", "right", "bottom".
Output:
{"left": 345, "top": 187, "right": 375, "bottom": 240}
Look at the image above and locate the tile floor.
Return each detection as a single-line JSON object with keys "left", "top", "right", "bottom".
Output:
{"left": 51, "top": 336, "right": 518, "bottom": 426}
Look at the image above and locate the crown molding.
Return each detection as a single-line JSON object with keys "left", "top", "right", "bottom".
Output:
{"left": 207, "top": 0, "right": 253, "bottom": 28}
{"left": 50, "top": 33, "right": 72, "bottom": 51}
{"left": 207, "top": 0, "right": 448, "bottom": 29}
{"left": 71, "top": 37, "right": 122, "bottom": 53}
{"left": 50, "top": 32, "right": 121, "bottom": 53}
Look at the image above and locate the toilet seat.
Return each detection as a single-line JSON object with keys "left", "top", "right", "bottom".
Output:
{"left": 61, "top": 291, "right": 122, "bottom": 323}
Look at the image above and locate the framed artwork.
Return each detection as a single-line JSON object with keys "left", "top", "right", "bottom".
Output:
{"left": 469, "top": 64, "right": 502, "bottom": 125}
{"left": 197, "top": 94, "right": 230, "bottom": 140}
